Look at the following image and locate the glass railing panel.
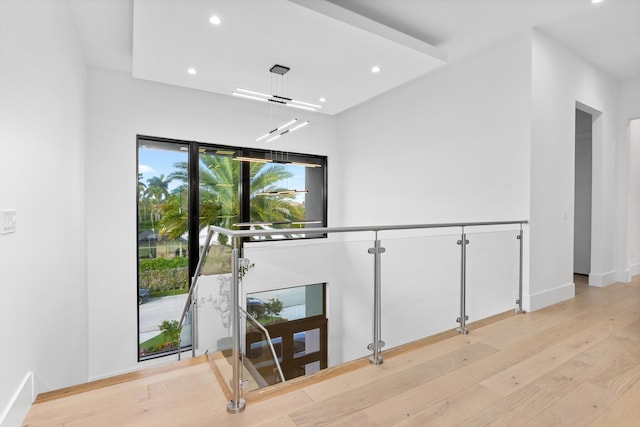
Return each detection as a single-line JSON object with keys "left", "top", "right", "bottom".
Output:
{"left": 193, "top": 241, "right": 234, "bottom": 355}
{"left": 244, "top": 322, "right": 283, "bottom": 388}
{"left": 198, "top": 222, "right": 525, "bottom": 395}
{"left": 242, "top": 234, "right": 374, "bottom": 371}
{"left": 379, "top": 230, "right": 461, "bottom": 350}
{"left": 465, "top": 228, "right": 520, "bottom": 320}
{"left": 204, "top": 320, "right": 279, "bottom": 398}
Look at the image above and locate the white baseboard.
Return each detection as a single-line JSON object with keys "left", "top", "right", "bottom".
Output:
{"left": 528, "top": 282, "right": 575, "bottom": 312}
{"left": 617, "top": 269, "right": 632, "bottom": 283}
{"left": 87, "top": 352, "right": 183, "bottom": 382}
{"left": 630, "top": 263, "right": 640, "bottom": 278}
{"left": 1, "top": 372, "right": 34, "bottom": 427}
{"left": 589, "top": 270, "right": 619, "bottom": 287}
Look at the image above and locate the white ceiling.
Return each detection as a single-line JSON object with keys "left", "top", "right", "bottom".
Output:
{"left": 69, "top": 0, "right": 640, "bottom": 116}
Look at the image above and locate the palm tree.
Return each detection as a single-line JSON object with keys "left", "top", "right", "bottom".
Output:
{"left": 145, "top": 174, "right": 172, "bottom": 227}
{"left": 138, "top": 173, "right": 147, "bottom": 198}
{"left": 157, "top": 185, "right": 192, "bottom": 240}
{"left": 145, "top": 175, "right": 171, "bottom": 202}
{"left": 159, "top": 155, "right": 304, "bottom": 241}
{"left": 137, "top": 173, "right": 148, "bottom": 221}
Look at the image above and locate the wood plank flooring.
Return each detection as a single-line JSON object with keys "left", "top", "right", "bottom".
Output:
{"left": 23, "top": 275, "right": 640, "bottom": 426}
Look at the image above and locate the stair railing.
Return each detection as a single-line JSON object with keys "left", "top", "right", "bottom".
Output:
{"left": 207, "top": 219, "right": 528, "bottom": 414}
{"left": 241, "top": 307, "right": 286, "bottom": 384}
{"left": 176, "top": 225, "right": 214, "bottom": 360}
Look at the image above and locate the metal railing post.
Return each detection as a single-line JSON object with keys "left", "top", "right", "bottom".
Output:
{"left": 241, "top": 307, "right": 286, "bottom": 384}
{"left": 457, "top": 227, "right": 469, "bottom": 334}
{"left": 227, "top": 238, "right": 246, "bottom": 414}
{"left": 367, "top": 231, "right": 385, "bottom": 365}
{"left": 516, "top": 226, "right": 525, "bottom": 314}
{"left": 191, "top": 297, "right": 198, "bottom": 358}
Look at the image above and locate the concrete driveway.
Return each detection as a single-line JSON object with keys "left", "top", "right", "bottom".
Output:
{"left": 139, "top": 293, "right": 188, "bottom": 341}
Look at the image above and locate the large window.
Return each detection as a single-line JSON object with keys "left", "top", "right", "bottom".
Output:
{"left": 137, "top": 136, "right": 327, "bottom": 360}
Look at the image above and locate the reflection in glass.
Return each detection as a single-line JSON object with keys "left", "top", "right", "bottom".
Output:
{"left": 247, "top": 283, "right": 323, "bottom": 324}
{"left": 245, "top": 284, "right": 327, "bottom": 384}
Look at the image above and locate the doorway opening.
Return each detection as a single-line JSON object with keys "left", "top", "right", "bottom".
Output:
{"left": 629, "top": 119, "right": 640, "bottom": 276}
{"left": 574, "top": 108, "right": 593, "bottom": 282}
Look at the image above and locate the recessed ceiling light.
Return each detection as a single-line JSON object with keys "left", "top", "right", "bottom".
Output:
{"left": 591, "top": 0, "right": 604, "bottom": 3}
{"left": 187, "top": 68, "right": 197, "bottom": 75}
{"left": 209, "top": 15, "right": 221, "bottom": 25}
{"left": 371, "top": 65, "right": 381, "bottom": 74}
{"left": 319, "top": 97, "right": 326, "bottom": 103}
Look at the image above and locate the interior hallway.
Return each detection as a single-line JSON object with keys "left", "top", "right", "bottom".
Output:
{"left": 24, "top": 276, "right": 640, "bottom": 426}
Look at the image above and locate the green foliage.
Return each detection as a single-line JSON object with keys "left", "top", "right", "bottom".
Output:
{"left": 159, "top": 320, "right": 181, "bottom": 345}
{"left": 139, "top": 331, "right": 178, "bottom": 355}
{"left": 249, "top": 316, "right": 288, "bottom": 328}
{"left": 139, "top": 319, "right": 183, "bottom": 356}
{"left": 139, "top": 267, "right": 188, "bottom": 292}
{"left": 139, "top": 257, "right": 188, "bottom": 272}
{"left": 239, "top": 261, "right": 255, "bottom": 280}
{"left": 157, "top": 156, "right": 304, "bottom": 242}
{"left": 264, "top": 298, "right": 284, "bottom": 317}
{"left": 145, "top": 175, "right": 172, "bottom": 201}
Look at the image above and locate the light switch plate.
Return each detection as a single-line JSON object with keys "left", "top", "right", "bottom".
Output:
{"left": 0, "top": 210, "right": 17, "bottom": 234}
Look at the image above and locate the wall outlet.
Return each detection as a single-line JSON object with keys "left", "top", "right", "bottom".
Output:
{"left": 0, "top": 209, "right": 17, "bottom": 234}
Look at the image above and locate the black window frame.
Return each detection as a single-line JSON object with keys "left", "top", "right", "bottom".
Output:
{"left": 136, "top": 134, "right": 328, "bottom": 361}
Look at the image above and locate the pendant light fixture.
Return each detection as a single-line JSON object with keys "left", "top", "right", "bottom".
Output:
{"left": 232, "top": 64, "right": 322, "bottom": 112}
{"left": 232, "top": 219, "right": 322, "bottom": 228}
{"left": 256, "top": 189, "right": 308, "bottom": 196}
{"left": 256, "top": 118, "right": 310, "bottom": 142}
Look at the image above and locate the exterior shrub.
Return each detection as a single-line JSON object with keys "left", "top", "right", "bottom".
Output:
{"left": 139, "top": 267, "right": 188, "bottom": 292}
{"left": 139, "top": 257, "right": 188, "bottom": 272}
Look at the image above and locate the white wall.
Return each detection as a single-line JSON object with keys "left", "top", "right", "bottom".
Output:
{"left": 620, "top": 78, "right": 640, "bottom": 276}
{"left": 335, "top": 33, "right": 532, "bottom": 315}
{"left": 0, "top": 0, "right": 87, "bottom": 424}
{"left": 337, "top": 33, "right": 532, "bottom": 226}
{"left": 530, "top": 30, "right": 621, "bottom": 308}
{"left": 85, "top": 68, "right": 339, "bottom": 380}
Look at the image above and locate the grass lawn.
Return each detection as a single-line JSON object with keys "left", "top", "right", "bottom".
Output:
{"left": 139, "top": 332, "right": 174, "bottom": 352}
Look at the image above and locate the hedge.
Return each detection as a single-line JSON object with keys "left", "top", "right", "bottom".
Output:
{"left": 139, "top": 266, "right": 188, "bottom": 292}
{"left": 139, "top": 257, "right": 188, "bottom": 272}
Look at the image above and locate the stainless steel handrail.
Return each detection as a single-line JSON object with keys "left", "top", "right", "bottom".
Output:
{"left": 209, "top": 220, "right": 528, "bottom": 239}
{"left": 241, "top": 307, "right": 286, "bottom": 384}
{"left": 212, "top": 219, "right": 529, "bottom": 414}
{"left": 177, "top": 225, "right": 214, "bottom": 360}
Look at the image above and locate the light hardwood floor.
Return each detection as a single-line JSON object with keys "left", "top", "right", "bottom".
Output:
{"left": 23, "top": 275, "right": 640, "bottom": 426}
